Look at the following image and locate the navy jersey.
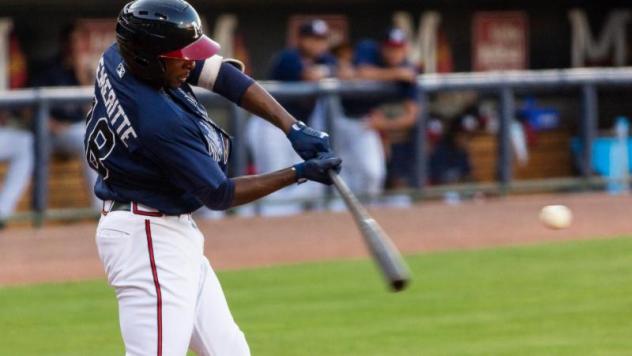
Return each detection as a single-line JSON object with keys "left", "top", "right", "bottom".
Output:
{"left": 31, "top": 56, "right": 85, "bottom": 124}
{"left": 341, "top": 40, "right": 419, "bottom": 118}
{"left": 85, "top": 44, "right": 235, "bottom": 214}
{"left": 269, "top": 48, "right": 336, "bottom": 121}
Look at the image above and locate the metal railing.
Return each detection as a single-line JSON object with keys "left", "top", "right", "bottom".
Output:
{"left": 1, "top": 67, "right": 632, "bottom": 225}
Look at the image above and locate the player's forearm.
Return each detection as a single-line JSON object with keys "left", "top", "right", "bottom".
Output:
{"left": 239, "top": 83, "right": 296, "bottom": 134}
{"left": 356, "top": 66, "right": 399, "bottom": 81}
{"left": 229, "top": 168, "right": 298, "bottom": 207}
{"left": 388, "top": 102, "right": 420, "bottom": 130}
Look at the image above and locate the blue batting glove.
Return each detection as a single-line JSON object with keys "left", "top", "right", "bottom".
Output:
{"left": 287, "top": 121, "right": 332, "bottom": 160}
{"left": 293, "top": 152, "right": 342, "bottom": 185}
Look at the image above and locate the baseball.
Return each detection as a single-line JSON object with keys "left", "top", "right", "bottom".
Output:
{"left": 539, "top": 205, "right": 572, "bottom": 229}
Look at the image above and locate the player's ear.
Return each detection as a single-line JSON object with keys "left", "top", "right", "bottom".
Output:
{"left": 222, "top": 58, "right": 245, "bottom": 73}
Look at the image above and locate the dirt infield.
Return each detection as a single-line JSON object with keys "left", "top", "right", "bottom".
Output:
{"left": 1, "top": 193, "right": 631, "bottom": 286}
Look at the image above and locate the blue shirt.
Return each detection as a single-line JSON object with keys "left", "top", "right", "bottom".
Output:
{"left": 85, "top": 44, "right": 250, "bottom": 214}
{"left": 341, "top": 40, "right": 419, "bottom": 118}
{"left": 31, "top": 57, "right": 85, "bottom": 124}
{"left": 269, "top": 48, "right": 336, "bottom": 121}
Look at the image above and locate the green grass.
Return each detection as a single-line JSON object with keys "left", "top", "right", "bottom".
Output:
{"left": 2, "top": 237, "right": 632, "bottom": 355}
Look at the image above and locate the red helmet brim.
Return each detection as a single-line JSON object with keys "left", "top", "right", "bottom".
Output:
{"left": 160, "top": 35, "right": 221, "bottom": 60}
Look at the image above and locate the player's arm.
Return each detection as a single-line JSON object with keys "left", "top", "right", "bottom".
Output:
{"left": 230, "top": 168, "right": 297, "bottom": 207}
{"left": 191, "top": 56, "right": 333, "bottom": 159}
{"left": 368, "top": 100, "right": 419, "bottom": 131}
{"left": 145, "top": 120, "right": 340, "bottom": 210}
{"left": 189, "top": 56, "right": 294, "bottom": 132}
{"left": 239, "top": 82, "right": 296, "bottom": 133}
{"left": 230, "top": 154, "right": 340, "bottom": 207}
{"left": 356, "top": 65, "right": 417, "bottom": 83}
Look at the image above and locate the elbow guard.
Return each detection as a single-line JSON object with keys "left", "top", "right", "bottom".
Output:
{"left": 197, "top": 56, "right": 253, "bottom": 105}
{"left": 213, "top": 62, "right": 255, "bottom": 105}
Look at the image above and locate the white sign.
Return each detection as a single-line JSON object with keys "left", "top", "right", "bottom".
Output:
{"left": 0, "top": 19, "right": 13, "bottom": 90}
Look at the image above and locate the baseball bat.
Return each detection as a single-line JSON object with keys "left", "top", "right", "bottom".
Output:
{"left": 328, "top": 170, "right": 411, "bottom": 292}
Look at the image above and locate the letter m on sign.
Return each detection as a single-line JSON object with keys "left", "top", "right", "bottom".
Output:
{"left": 569, "top": 9, "right": 631, "bottom": 67}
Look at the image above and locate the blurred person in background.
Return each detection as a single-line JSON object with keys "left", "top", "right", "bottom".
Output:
{"left": 331, "top": 41, "right": 355, "bottom": 80}
{"left": 30, "top": 23, "right": 100, "bottom": 211}
{"left": 0, "top": 31, "right": 33, "bottom": 230}
{"left": 335, "top": 27, "right": 420, "bottom": 198}
{"left": 429, "top": 117, "right": 473, "bottom": 184}
{"left": 0, "top": 111, "right": 33, "bottom": 230}
{"left": 245, "top": 19, "right": 336, "bottom": 216}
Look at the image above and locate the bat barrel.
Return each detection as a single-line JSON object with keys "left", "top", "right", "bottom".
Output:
{"left": 328, "top": 170, "right": 411, "bottom": 292}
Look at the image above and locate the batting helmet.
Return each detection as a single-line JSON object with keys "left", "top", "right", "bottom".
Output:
{"left": 116, "top": 0, "right": 220, "bottom": 86}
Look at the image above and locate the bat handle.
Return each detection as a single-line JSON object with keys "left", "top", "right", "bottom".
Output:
{"left": 328, "top": 170, "right": 362, "bottom": 216}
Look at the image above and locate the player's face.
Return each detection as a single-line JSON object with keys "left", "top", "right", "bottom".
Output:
{"left": 382, "top": 45, "right": 408, "bottom": 67}
{"left": 299, "top": 36, "right": 329, "bottom": 59}
{"left": 162, "top": 58, "right": 196, "bottom": 88}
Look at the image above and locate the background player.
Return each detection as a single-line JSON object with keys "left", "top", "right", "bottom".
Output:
{"left": 31, "top": 24, "right": 100, "bottom": 210}
{"left": 88, "top": 0, "right": 341, "bottom": 355}
{"left": 245, "top": 19, "right": 336, "bottom": 216}
{"left": 0, "top": 111, "right": 33, "bottom": 230}
{"left": 336, "top": 27, "right": 420, "bottom": 198}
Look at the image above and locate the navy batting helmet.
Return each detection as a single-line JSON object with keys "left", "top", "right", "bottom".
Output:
{"left": 116, "top": 0, "right": 220, "bottom": 86}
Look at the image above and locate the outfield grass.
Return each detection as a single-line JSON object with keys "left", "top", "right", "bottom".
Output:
{"left": 2, "top": 237, "right": 632, "bottom": 355}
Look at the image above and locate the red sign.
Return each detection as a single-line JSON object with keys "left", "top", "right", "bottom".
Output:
{"left": 74, "top": 19, "right": 117, "bottom": 84}
{"left": 473, "top": 12, "right": 528, "bottom": 71}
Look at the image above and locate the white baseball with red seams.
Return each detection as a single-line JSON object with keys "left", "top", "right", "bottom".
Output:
{"left": 95, "top": 202, "right": 250, "bottom": 356}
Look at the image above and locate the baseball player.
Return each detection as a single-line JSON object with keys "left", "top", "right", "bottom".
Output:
{"left": 86, "top": 1, "right": 341, "bottom": 355}
{"left": 0, "top": 112, "right": 34, "bottom": 230}
{"left": 245, "top": 19, "right": 337, "bottom": 216}
{"left": 32, "top": 24, "right": 100, "bottom": 210}
{"left": 336, "top": 27, "right": 419, "bottom": 197}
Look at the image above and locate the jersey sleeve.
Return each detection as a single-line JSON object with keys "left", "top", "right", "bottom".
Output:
{"left": 318, "top": 53, "right": 338, "bottom": 66}
{"left": 400, "top": 65, "right": 420, "bottom": 101}
{"left": 401, "top": 82, "right": 419, "bottom": 101}
{"left": 141, "top": 117, "right": 235, "bottom": 210}
{"left": 353, "top": 40, "right": 380, "bottom": 66}
{"left": 187, "top": 56, "right": 255, "bottom": 106}
{"left": 212, "top": 62, "right": 255, "bottom": 105}
{"left": 269, "top": 50, "right": 304, "bottom": 81}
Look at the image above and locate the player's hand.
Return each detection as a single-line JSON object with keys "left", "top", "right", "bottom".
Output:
{"left": 48, "top": 119, "right": 70, "bottom": 135}
{"left": 293, "top": 152, "right": 342, "bottom": 185}
{"left": 366, "top": 111, "right": 389, "bottom": 131}
{"left": 287, "top": 121, "right": 333, "bottom": 160}
{"left": 392, "top": 67, "right": 417, "bottom": 83}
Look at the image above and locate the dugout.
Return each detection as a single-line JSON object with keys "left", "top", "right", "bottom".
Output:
{"left": 0, "top": 0, "right": 631, "bottom": 221}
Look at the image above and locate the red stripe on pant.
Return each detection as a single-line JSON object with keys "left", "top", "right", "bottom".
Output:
{"left": 145, "top": 220, "right": 163, "bottom": 356}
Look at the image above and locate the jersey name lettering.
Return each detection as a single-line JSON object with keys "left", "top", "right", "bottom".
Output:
{"left": 96, "top": 58, "right": 138, "bottom": 147}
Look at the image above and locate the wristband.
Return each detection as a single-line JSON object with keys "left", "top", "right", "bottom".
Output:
{"left": 292, "top": 163, "right": 308, "bottom": 184}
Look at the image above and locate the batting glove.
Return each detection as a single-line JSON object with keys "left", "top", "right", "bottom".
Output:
{"left": 287, "top": 121, "right": 333, "bottom": 160}
{"left": 293, "top": 152, "right": 342, "bottom": 185}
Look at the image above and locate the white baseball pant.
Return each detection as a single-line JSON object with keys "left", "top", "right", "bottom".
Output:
{"left": 0, "top": 127, "right": 34, "bottom": 219}
{"left": 96, "top": 204, "right": 250, "bottom": 356}
{"left": 333, "top": 116, "right": 385, "bottom": 198}
{"left": 244, "top": 116, "right": 324, "bottom": 216}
